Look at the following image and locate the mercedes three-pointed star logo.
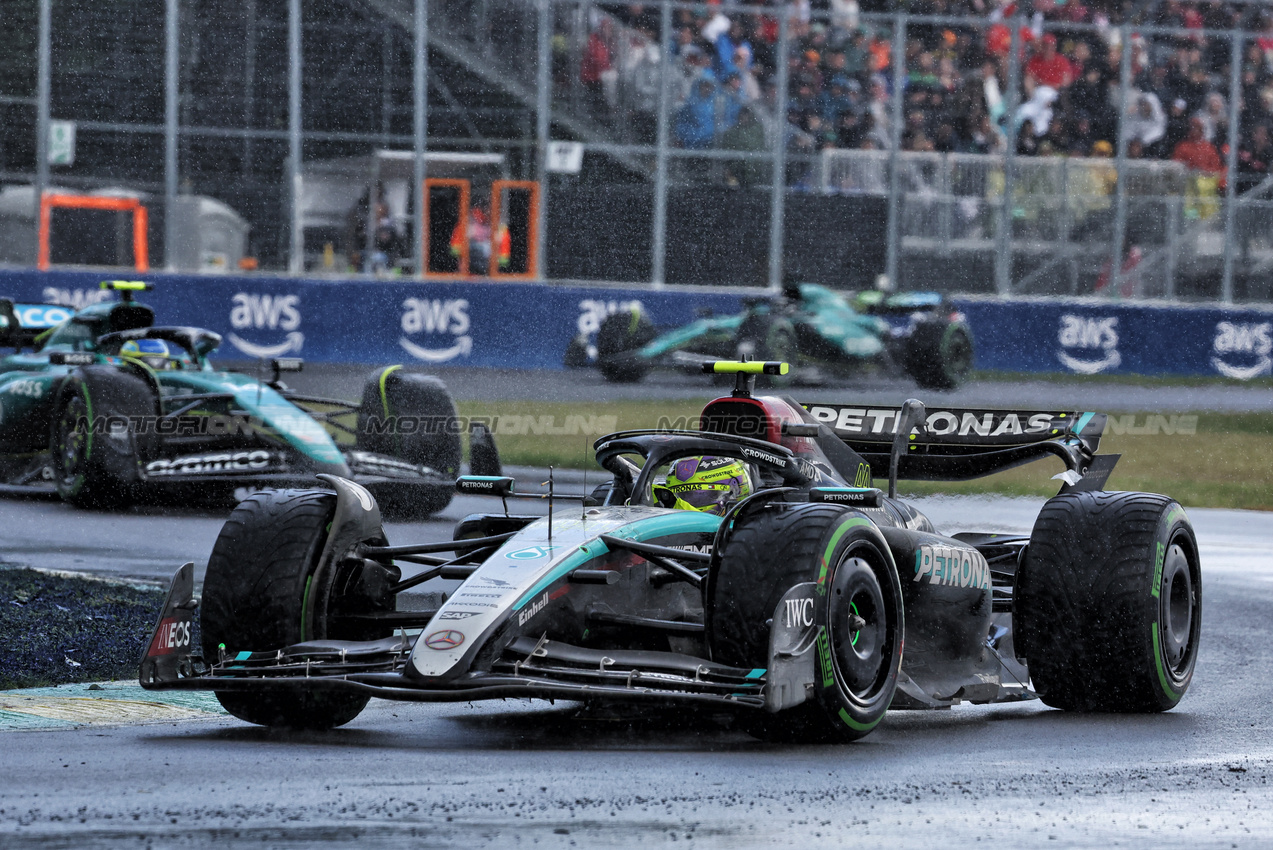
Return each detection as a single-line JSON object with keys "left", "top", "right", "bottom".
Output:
{"left": 424, "top": 629, "right": 465, "bottom": 650}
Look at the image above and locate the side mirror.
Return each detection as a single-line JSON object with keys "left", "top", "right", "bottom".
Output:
{"left": 0, "top": 300, "right": 14, "bottom": 349}
{"left": 272, "top": 357, "right": 304, "bottom": 373}
{"left": 455, "top": 476, "right": 516, "bottom": 497}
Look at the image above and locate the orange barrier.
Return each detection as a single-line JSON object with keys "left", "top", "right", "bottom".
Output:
{"left": 489, "top": 180, "right": 539, "bottom": 278}
{"left": 38, "top": 193, "right": 149, "bottom": 271}
{"left": 423, "top": 178, "right": 470, "bottom": 277}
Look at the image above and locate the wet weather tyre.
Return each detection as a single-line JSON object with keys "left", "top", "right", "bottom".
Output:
{"left": 563, "top": 334, "right": 591, "bottom": 369}
{"left": 356, "top": 367, "right": 459, "bottom": 517}
{"left": 50, "top": 367, "right": 156, "bottom": 509}
{"left": 1014, "top": 491, "right": 1201, "bottom": 712}
{"left": 201, "top": 489, "right": 388, "bottom": 729}
{"left": 905, "top": 319, "right": 973, "bottom": 390}
{"left": 596, "top": 308, "right": 655, "bottom": 383}
{"left": 707, "top": 503, "right": 903, "bottom": 742}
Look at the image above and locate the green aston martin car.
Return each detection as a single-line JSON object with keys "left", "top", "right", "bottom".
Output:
{"left": 0, "top": 281, "right": 497, "bottom": 514}
{"left": 566, "top": 282, "right": 974, "bottom": 390}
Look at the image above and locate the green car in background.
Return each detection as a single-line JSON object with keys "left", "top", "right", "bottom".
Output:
{"left": 567, "top": 282, "right": 974, "bottom": 390}
{"left": 0, "top": 281, "right": 497, "bottom": 514}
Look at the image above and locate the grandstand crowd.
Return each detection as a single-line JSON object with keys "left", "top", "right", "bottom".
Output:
{"left": 584, "top": 1, "right": 1273, "bottom": 190}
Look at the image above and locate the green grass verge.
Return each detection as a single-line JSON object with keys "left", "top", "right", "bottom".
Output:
{"left": 459, "top": 400, "right": 1273, "bottom": 511}
{"left": 0, "top": 566, "right": 166, "bottom": 690}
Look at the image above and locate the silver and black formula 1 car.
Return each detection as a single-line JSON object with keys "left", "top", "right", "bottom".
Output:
{"left": 0, "top": 281, "right": 498, "bottom": 515}
{"left": 140, "top": 361, "right": 1200, "bottom": 741}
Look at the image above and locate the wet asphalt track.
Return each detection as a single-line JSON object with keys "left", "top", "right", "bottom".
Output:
{"left": 1, "top": 369, "right": 1271, "bottom": 847}
{"left": 0, "top": 494, "right": 1270, "bottom": 847}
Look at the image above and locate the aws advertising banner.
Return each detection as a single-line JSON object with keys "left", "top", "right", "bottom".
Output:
{"left": 0, "top": 270, "right": 744, "bottom": 371}
{"left": 3, "top": 269, "right": 1271, "bottom": 379}
{"left": 953, "top": 297, "right": 1273, "bottom": 380}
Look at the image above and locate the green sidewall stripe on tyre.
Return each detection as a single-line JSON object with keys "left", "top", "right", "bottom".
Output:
{"left": 1152, "top": 541, "right": 1165, "bottom": 599}
{"left": 64, "top": 382, "right": 94, "bottom": 497}
{"left": 378, "top": 365, "right": 402, "bottom": 420}
{"left": 818, "top": 516, "right": 873, "bottom": 590}
{"left": 1151, "top": 623, "right": 1183, "bottom": 700}
{"left": 80, "top": 382, "right": 93, "bottom": 465}
{"left": 1154, "top": 506, "right": 1187, "bottom": 598}
{"left": 838, "top": 706, "right": 882, "bottom": 733}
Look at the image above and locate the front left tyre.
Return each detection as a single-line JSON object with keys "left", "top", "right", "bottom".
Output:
{"left": 50, "top": 367, "right": 156, "bottom": 508}
{"left": 201, "top": 488, "right": 397, "bottom": 729}
{"left": 707, "top": 502, "right": 904, "bottom": 742}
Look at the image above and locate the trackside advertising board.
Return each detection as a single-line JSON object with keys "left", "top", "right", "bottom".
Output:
{"left": 2, "top": 270, "right": 1271, "bottom": 379}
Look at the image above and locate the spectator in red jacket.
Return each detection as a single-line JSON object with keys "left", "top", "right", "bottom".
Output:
{"left": 1173, "top": 116, "right": 1225, "bottom": 176}
{"left": 581, "top": 20, "right": 614, "bottom": 122}
{"left": 1026, "top": 34, "right": 1075, "bottom": 90}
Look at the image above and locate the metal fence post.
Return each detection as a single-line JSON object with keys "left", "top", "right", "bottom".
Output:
{"left": 767, "top": 12, "right": 790, "bottom": 291}
{"left": 994, "top": 17, "right": 1023, "bottom": 296}
{"left": 1110, "top": 23, "right": 1132, "bottom": 297}
{"left": 164, "top": 0, "right": 178, "bottom": 271}
{"left": 287, "top": 0, "right": 303, "bottom": 275}
{"left": 34, "top": 0, "right": 51, "bottom": 232}
{"left": 1166, "top": 196, "right": 1179, "bottom": 299}
{"left": 1220, "top": 28, "right": 1243, "bottom": 303}
{"left": 412, "top": 0, "right": 429, "bottom": 278}
{"left": 884, "top": 14, "right": 906, "bottom": 291}
{"left": 650, "top": 1, "right": 671, "bottom": 287}
{"left": 534, "top": 0, "right": 551, "bottom": 280}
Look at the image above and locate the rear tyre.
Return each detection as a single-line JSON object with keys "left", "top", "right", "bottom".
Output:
{"left": 356, "top": 367, "right": 459, "bottom": 517}
{"left": 201, "top": 489, "right": 395, "bottom": 729}
{"left": 50, "top": 367, "right": 156, "bottom": 509}
{"left": 1014, "top": 491, "right": 1201, "bottom": 712}
{"left": 596, "top": 308, "right": 655, "bottom": 383}
{"left": 707, "top": 503, "right": 903, "bottom": 742}
{"left": 905, "top": 319, "right": 973, "bottom": 390}
{"left": 563, "top": 334, "right": 592, "bottom": 368}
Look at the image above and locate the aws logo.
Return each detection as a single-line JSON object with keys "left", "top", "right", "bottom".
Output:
{"left": 400, "top": 298, "right": 472, "bottom": 363}
{"left": 577, "top": 299, "right": 643, "bottom": 336}
{"left": 1057, "top": 314, "right": 1120, "bottom": 374}
{"left": 227, "top": 292, "right": 303, "bottom": 357}
{"left": 42, "top": 287, "right": 111, "bottom": 310}
{"left": 1211, "top": 321, "right": 1271, "bottom": 380}
{"left": 575, "top": 299, "right": 643, "bottom": 360}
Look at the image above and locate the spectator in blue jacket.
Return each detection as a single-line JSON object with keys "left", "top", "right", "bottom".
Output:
{"left": 676, "top": 78, "right": 718, "bottom": 149}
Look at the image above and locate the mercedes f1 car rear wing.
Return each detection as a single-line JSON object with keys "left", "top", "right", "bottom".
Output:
{"left": 801, "top": 401, "right": 1117, "bottom": 489}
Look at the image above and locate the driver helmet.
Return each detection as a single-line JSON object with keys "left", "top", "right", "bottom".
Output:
{"left": 120, "top": 338, "right": 178, "bottom": 370}
{"left": 656, "top": 455, "right": 752, "bottom": 516}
